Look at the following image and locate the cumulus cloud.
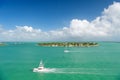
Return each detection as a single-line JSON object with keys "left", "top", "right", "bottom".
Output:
{"left": 0, "top": 2, "right": 120, "bottom": 41}
{"left": 0, "top": 26, "right": 48, "bottom": 41}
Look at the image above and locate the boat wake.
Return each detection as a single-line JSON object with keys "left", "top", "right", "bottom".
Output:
{"left": 33, "top": 61, "right": 119, "bottom": 75}
{"left": 36, "top": 68, "right": 120, "bottom": 75}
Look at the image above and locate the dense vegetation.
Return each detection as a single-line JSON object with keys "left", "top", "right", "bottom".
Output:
{"left": 38, "top": 42, "right": 98, "bottom": 47}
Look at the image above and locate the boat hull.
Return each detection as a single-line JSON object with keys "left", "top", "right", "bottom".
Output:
{"left": 33, "top": 68, "right": 56, "bottom": 72}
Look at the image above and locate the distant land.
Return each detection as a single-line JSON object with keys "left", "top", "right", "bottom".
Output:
{"left": 38, "top": 42, "right": 98, "bottom": 47}
{"left": 0, "top": 43, "right": 6, "bottom": 46}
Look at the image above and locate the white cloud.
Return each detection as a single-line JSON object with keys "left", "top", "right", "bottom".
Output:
{"left": 0, "top": 2, "right": 120, "bottom": 41}
{"left": 0, "top": 26, "right": 48, "bottom": 41}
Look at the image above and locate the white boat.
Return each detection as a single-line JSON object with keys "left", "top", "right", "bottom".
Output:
{"left": 33, "top": 60, "right": 56, "bottom": 73}
{"left": 64, "top": 50, "right": 69, "bottom": 53}
{"left": 33, "top": 60, "right": 46, "bottom": 72}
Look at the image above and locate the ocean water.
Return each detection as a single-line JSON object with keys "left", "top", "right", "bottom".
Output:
{"left": 0, "top": 42, "right": 120, "bottom": 80}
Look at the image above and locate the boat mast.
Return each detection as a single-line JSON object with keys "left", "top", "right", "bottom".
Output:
{"left": 39, "top": 60, "right": 44, "bottom": 67}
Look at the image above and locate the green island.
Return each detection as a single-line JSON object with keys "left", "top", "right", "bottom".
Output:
{"left": 38, "top": 42, "right": 98, "bottom": 47}
{"left": 0, "top": 43, "right": 6, "bottom": 46}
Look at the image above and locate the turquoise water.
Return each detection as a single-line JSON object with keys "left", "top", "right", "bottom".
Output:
{"left": 0, "top": 42, "right": 120, "bottom": 80}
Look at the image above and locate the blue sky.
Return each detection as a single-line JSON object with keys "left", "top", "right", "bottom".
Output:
{"left": 0, "top": 0, "right": 120, "bottom": 41}
{"left": 0, "top": 0, "right": 119, "bottom": 30}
